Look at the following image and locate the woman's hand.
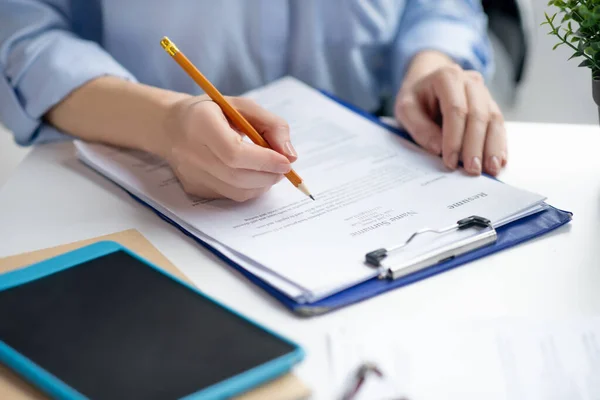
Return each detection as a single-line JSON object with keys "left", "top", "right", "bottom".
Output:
{"left": 394, "top": 51, "right": 507, "bottom": 176}
{"left": 164, "top": 95, "right": 297, "bottom": 202}
{"left": 44, "top": 76, "right": 295, "bottom": 203}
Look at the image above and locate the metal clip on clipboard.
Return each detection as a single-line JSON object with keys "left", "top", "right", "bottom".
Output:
{"left": 365, "top": 216, "right": 497, "bottom": 280}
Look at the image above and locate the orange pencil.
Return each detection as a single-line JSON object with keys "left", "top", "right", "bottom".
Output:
{"left": 160, "top": 36, "right": 314, "bottom": 200}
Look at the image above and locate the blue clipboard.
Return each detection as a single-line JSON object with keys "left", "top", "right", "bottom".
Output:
{"left": 96, "top": 90, "right": 573, "bottom": 317}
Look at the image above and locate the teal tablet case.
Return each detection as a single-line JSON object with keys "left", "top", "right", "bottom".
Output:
{"left": 0, "top": 242, "right": 304, "bottom": 400}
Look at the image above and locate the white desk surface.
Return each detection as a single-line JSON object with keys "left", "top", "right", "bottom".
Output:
{"left": 0, "top": 121, "right": 598, "bottom": 399}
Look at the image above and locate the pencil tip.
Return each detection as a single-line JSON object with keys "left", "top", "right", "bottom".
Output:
{"left": 297, "top": 182, "right": 313, "bottom": 199}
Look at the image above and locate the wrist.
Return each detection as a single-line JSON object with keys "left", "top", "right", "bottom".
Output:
{"left": 401, "top": 50, "right": 456, "bottom": 90}
{"left": 146, "top": 89, "right": 191, "bottom": 160}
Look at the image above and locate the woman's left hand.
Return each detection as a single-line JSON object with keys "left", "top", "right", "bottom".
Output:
{"left": 394, "top": 51, "right": 507, "bottom": 176}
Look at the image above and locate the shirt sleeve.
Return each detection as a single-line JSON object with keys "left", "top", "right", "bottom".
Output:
{"left": 391, "top": 0, "right": 493, "bottom": 93}
{"left": 0, "top": 0, "right": 137, "bottom": 146}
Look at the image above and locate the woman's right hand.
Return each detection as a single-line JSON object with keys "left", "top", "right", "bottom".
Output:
{"left": 164, "top": 95, "right": 297, "bottom": 202}
{"left": 44, "top": 76, "right": 295, "bottom": 202}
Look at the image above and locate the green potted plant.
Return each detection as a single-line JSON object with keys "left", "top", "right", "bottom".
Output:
{"left": 543, "top": 1, "right": 600, "bottom": 120}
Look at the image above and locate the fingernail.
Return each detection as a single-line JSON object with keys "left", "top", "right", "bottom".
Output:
{"left": 470, "top": 156, "right": 482, "bottom": 174}
{"left": 428, "top": 137, "right": 441, "bottom": 155}
{"left": 447, "top": 152, "right": 459, "bottom": 169}
{"left": 284, "top": 141, "right": 297, "bottom": 158}
{"left": 488, "top": 156, "right": 501, "bottom": 174}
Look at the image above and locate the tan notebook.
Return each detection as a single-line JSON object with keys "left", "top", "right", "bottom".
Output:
{"left": 0, "top": 229, "right": 311, "bottom": 400}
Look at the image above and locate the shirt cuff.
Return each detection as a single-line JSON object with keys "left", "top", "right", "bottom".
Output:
{"left": 392, "top": 18, "right": 493, "bottom": 92}
{"left": 2, "top": 31, "right": 137, "bottom": 146}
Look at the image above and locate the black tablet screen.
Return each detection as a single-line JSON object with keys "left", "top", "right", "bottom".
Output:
{"left": 0, "top": 250, "right": 296, "bottom": 399}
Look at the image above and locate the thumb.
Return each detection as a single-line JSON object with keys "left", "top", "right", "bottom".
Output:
{"left": 395, "top": 93, "right": 443, "bottom": 155}
{"left": 230, "top": 97, "right": 297, "bottom": 162}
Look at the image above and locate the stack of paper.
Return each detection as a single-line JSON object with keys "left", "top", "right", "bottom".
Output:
{"left": 74, "top": 77, "right": 546, "bottom": 303}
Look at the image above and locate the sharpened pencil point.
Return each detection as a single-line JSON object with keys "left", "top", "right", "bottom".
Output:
{"left": 297, "top": 182, "right": 313, "bottom": 199}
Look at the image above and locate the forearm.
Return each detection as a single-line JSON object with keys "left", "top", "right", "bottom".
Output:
{"left": 44, "top": 76, "right": 190, "bottom": 158}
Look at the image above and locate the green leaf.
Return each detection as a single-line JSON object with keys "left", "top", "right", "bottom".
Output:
{"left": 571, "top": 36, "right": 581, "bottom": 42}
{"left": 579, "top": 59, "right": 593, "bottom": 67}
{"left": 569, "top": 50, "right": 584, "bottom": 59}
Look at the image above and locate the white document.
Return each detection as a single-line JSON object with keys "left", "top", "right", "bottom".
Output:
{"left": 75, "top": 76, "right": 546, "bottom": 301}
{"left": 328, "top": 317, "right": 600, "bottom": 400}
{"left": 74, "top": 144, "right": 308, "bottom": 299}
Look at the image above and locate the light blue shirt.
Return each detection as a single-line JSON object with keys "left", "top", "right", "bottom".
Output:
{"left": 0, "top": 0, "right": 492, "bottom": 146}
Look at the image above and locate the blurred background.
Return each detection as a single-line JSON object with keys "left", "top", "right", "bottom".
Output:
{"left": 485, "top": 0, "right": 598, "bottom": 124}
{"left": 0, "top": 0, "right": 597, "bottom": 186}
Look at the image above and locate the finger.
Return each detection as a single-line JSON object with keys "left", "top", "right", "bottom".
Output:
{"left": 483, "top": 100, "right": 507, "bottom": 176}
{"left": 394, "top": 94, "right": 442, "bottom": 155}
{"left": 230, "top": 97, "right": 297, "bottom": 162}
{"left": 218, "top": 185, "right": 272, "bottom": 203}
{"left": 432, "top": 65, "right": 468, "bottom": 169}
{"left": 195, "top": 101, "right": 291, "bottom": 174}
{"left": 461, "top": 77, "right": 490, "bottom": 175}
{"left": 184, "top": 169, "right": 272, "bottom": 202}
{"left": 182, "top": 147, "right": 285, "bottom": 189}
{"left": 219, "top": 165, "right": 285, "bottom": 190}
{"left": 177, "top": 168, "right": 221, "bottom": 199}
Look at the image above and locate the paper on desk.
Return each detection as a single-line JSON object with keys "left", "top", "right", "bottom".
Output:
{"left": 75, "top": 76, "right": 546, "bottom": 302}
{"left": 328, "top": 318, "right": 600, "bottom": 400}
